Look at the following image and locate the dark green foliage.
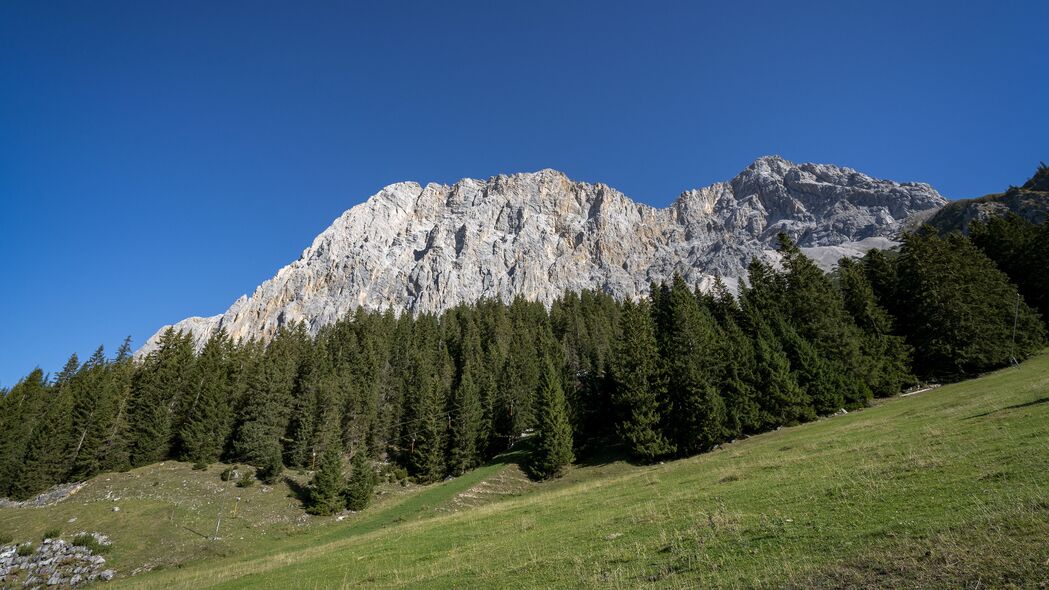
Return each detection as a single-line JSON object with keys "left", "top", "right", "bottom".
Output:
{"left": 838, "top": 258, "right": 913, "bottom": 396}
{"left": 127, "top": 328, "right": 195, "bottom": 466}
{"left": 529, "top": 360, "right": 575, "bottom": 479}
{"left": 178, "top": 330, "right": 233, "bottom": 465}
{"left": 344, "top": 450, "right": 376, "bottom": 511}
{"left": 17, "top": 544, "right": 33, "bottom": 557}
{"left": 10, "top": 379, "right": 74, "bottom": 499}
{"left": 659, "top": 275, "right": 727, "bottom": 455}
{"left": 895, "top": 230, "right": 1045, "bottom": 378}
{"left": 306, "top": 439, "right": 345, "bottom": 516}
{"left": 448, "top": 369, "right": 483, "bottom": 475}
{"left": 970, "top": 214, "right": 1049, "bottom": 325}
{"left": 611, "top": 300, "right": 673, "bottom": 461}
{"left": 407, "top": 377, "right": 447, "bottom": 484}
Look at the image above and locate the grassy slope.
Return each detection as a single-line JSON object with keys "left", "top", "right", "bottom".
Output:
{"left": 5, "top": 353, "right": 1049, "bottom": 588}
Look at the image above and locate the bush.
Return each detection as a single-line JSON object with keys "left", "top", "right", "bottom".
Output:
{"left": 17, "top": 543, "right": 34, "bottom": 557}
{"left": 192, "top": 462, "right": 209, "bottom": 471}
{"left": 221, "top": 466, "right": 239, "bottom": 482}
{"left": 0, "top": 532, "right": 13, "bottom": 545}
{"left": 71, "top": 533, "right": 111, "bottom": 554}
{"left": 41, "top": 528, "right": 61, "bottom": 541}
{"left": 236, "top": 471, "right": 256, "bottom": 488}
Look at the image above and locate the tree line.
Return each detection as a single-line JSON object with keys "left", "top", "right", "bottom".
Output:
{"left": 1, "top": 222, "right": 1044, "bottom": 508}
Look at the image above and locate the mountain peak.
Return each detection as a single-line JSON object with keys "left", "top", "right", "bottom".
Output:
{"left": 139, "top": 159, "right": 947, "bottom": 356}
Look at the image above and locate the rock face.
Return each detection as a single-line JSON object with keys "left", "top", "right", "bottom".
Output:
{"left": 140, "top": 156, "right": 946, "bottom": 354}
{"left": 926, "top": 163, "right": 1049, "bottom": 234}
{"left": 0, "top": 535, "right": 114, "bottom": 588}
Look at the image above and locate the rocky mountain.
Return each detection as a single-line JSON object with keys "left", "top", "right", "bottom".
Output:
{"left": 140, "top": 156, "right": 947, "bottom": 354}
{"left": 926, "top": 163, "right": 1049, "bottom": 234}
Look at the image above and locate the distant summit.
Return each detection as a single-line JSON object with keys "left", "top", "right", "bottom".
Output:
{"left": 140, "top": 157, "right": 947, "bottom": 354}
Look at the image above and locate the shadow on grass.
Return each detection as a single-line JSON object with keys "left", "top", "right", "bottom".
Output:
{"left": 283, "top": 476, "right": 311, "bottom": 506}
{"left": 965, "top": 396, "right": 1049, "bottom": 420}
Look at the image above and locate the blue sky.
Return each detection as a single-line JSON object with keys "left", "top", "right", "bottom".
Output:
{"left": 1, "top": 1, "right": 1046, "bottom": 386}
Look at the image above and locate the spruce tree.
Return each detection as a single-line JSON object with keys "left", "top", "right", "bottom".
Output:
{"left": 448, "top": 369, "right": 483, "bottom": 475}
{"left": 409, "top": 376, "right": 448, "bottom": 483}
{"left": 661, "top": 275, "right": 727, "bottom": 455}
{"left": 344, "top": 449, "right": 376, "bottom": 511}
{"left": 69, "top": 346, "right": 115, "bottom": 479}
{"left": 529, "top": 359, "right": 574, "bottom": 479}
{"left": 0, "top": 370, "right": 48, "bottom": 497}
{"left": 178, "top": 330, "right": 233, "bottom": 465}
{"left": 11, "top": 383, "right": 74, "bottom": 499}
{"left": 838, "top": 258, "right": 913, "bottom": 396}
{"left": 306, "top": 437, "right": 345, "bottom": 515}
{"left": 610, "top": 299, "right": 673, "bottom": 462}
{"left": 895, "top": 230, "right": 1045, "bottom": 378}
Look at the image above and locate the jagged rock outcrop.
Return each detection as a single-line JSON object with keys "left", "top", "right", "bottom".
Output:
{"left": 926, "top": 163, "right": 1049, "bottom": 234}
{"left": 140, "top": 156, "right": 946, "bottom": 354}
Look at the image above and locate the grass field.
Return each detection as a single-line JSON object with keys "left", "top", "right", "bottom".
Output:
{"left": 3, "top": 352, "right": 1048, "bottom": 588}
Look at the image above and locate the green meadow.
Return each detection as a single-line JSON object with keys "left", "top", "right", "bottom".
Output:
{"left": 4, "top": 352, "right": 1047, "bottom": 588}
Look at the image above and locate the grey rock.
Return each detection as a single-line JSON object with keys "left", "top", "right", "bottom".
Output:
{"left": 99, "top": 569, "right": 115, "bottom": 581}
{"left": 140, "top": 156, "right": 946, "bottom": 354}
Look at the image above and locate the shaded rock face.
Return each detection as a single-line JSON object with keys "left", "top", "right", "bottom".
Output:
{"left": 140, "top": 156, "right": 946, "bottom": 354}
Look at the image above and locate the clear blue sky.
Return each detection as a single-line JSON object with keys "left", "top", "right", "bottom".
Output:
{"left": 1, "top": 1, "right": 1046, "bottom": 386}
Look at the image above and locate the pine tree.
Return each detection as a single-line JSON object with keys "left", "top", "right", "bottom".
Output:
{"left": 344, "top": 449, "right": 377, "bottom": 511}
{"left": 127, "top": 328, "right": 195, "bottom": 466}
{"left": 448, "top": 368, "right": 483, "bottom": 475}
{"left": 306, "top": 437, "right": 345, "bottom": 515}
{"left": 97, "top": 336, "right": 135, "bottom": 472}
{"left": 895, "top": 230, "right": 1045, "bottom": 378}
{"left": 749, "top": 316, "right": 811, "bottom": 428}
{"left": 11, "top": 383, "right": 74, "bottom": 499}
{"left": 529, "top": 359, "right": 574, "bottom": 479}
{"left": 0, "top": 370, "right": 48, "bottom": 497}
{"left": 409, "top": 376, "right": 447, "bottom": 483}
{"left": 610, "top": 299, "right": 673, "bottom": 462}
{"left": 69, "top": 346, "right": 115, "bottom": 479}
{"left": 660, "top": 276, "right": 727, "bottom": 455}
{"left": 838, "top": 258, "right": 913, "bottom": 396}
{"left": 178, "top": 330, "right": 233, "bottom": 465}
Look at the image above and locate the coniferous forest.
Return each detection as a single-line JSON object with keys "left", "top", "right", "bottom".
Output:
{"left": 0, "top": 222, "right": 1045, "bottom": 512}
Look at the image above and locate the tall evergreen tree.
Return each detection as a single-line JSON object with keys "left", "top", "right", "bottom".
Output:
{"left": 610, "top": 299, "right": 673, "bottom": 462}
{"left": 408, "top": 376, "right": 448, "bottom": 483}
{"left": 306, "top": 435, "right": 345, "bottom": 515}
{"left": 448, "top": 368, "right": 483, "bottom": 475}
{"left": 127, "top": 329, "right": 195, "bottom": 466}
{"left": 11, "top": 382, "right": 74, "bottom": 499}
{"left": 660, "top": 276, "right": 727, "bottom": 455}
{"left": 178, "top": 330, "right": 233, "bottom": 465}
{"left": 0, "top": 370, "right": 48, "bottom": 497}
{"left": 529, "top": 359, "right": 574, "bottom": 479}
{"left": 344, "top": 449, "right": 377, "bottom": 511}
{"left": 895, "top": 230, "right": 1045, "bottom": 378}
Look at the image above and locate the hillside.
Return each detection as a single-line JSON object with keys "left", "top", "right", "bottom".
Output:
{"left": 926, "top": 163, "right": 1049, "bottom": 234}
{"left": 140, "top": 156, "right": 945, "bottom": 354}
{"left": 3, "top": 351, "right": 1046, "bottom": 588}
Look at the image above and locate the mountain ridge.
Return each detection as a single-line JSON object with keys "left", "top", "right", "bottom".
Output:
{"left": 140, "top": 156, "right": 947, "bottom": 355}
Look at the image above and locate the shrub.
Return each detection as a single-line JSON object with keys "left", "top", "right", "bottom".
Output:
{"left": 221, "top": 466, "right": 239, "bottom": 482}
{"left": 236, "top": 471, "right": 256, "bottom": 488}
{"left": 42, "top": 528, "right": 61, "bottom": 541}
{"left": 0, "top": 532, "right": 13, "bottom": 545}
{"left": 192, "top": 462, "right": 209, "bottom": 471}
{"left": 17, "top": 543, "right": 34, "bottom": 557}
{"left": 71, "top": 533, "right": 111, "bottom": 554}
